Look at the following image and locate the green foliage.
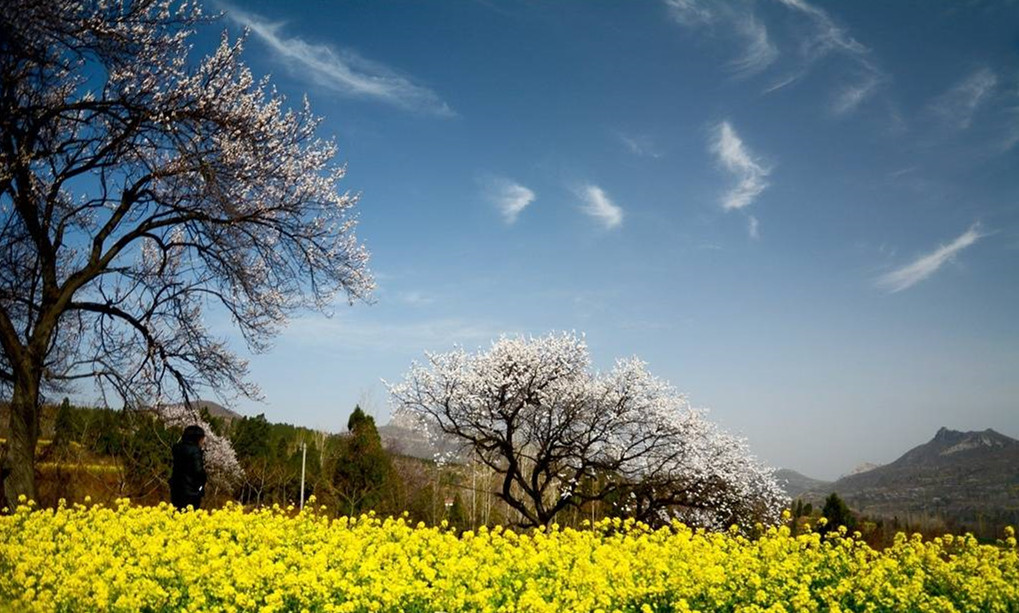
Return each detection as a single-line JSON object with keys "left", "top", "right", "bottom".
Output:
{"left": 27, "top": 403, "right": 481, "bottom": 527}
{"left": 121, "top": 413, "right": 177, "bottom": 499}
{"left": 446, "top": 493, "right": 468, "bottom": 532}
{"left": 52, "top": 398, "right": 75, "bottom": 450}
{"left": 820, "top": 492, "right": 856, "bottom": 535}
{"left": 789, "top": 499, "right": 816, "bottom": 536}
{"left": 332, "top": 407, "right": 399, "bottom": 516}
{"left": 791, "top": 499, "right": 813, "bottom": 518}
{"left": 228, "top": 414, "right": 323, "bottom": 506}
{"left": 87, "top": 409, "right": 128, "bottom": 456}
{"left": 347, "top": 405, "right": 377, "bottom": 437}
{"left": 230, "top": 414, "right": 273, "bottom": 461}
{"left": 198, "top": 407, "right": 225, "bottom": 437}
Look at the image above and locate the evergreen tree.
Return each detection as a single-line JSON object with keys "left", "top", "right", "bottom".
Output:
{"left": 347, "top": 406, "right": 378, "bottom": 439}
{"left": 333, "top": 406, "right": 397, "bottom": 516}
{"left": 122, "top": 413, "right": 175, "bottom": 502}
{"left": 52, "top": 398, "right": 75, "bottom": 450}
{"left": 447, "top": 493, "right": 468, "bottom": 532}
{"left": 229, "top": 414, "right": 275, "bottom": 504}
{"left": 231, "top": 415, "right": 272, "bottom": 461}
{"left": 820, "top": 492, "right": 856, "bottom": 535}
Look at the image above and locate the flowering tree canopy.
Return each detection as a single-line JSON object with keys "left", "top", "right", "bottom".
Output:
{"left": 154, "top": 403, "right": 242, "bottom": 490}
{"left": 0, "top": 0, "right": 372, "bottom": 502}
{"left": 389, "top": 333, "right": 787, "bottom": 529}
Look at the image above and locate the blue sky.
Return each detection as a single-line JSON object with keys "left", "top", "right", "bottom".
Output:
{"left": 197, "top": 0, "right": 1018, "bottom": 479}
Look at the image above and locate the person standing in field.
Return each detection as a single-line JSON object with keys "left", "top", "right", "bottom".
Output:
{"left": 170, "top": 425, "right": 207, "bottom": 511}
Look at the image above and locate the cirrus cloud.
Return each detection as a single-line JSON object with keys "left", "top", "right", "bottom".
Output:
{"left": 710, "top": 121, "right": 771, "bottom": 211}
{"left": 877, "top": 223, "right": 985, "bottom": 293}
{"left": 482, "top": 177, "right": 536, "bottom": 224}
{"left": 578, "top": 185, "right": 624, "bottom": 230}
{"left": 224, "top": 5, "right": 453, "bottom": 116}
{"left": 930, "top": 68, "right": 998, "bottom": 131}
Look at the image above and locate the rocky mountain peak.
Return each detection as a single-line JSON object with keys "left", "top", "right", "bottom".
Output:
{"left": 933, "top": 426, "right": 963, "bottom": 443}
{"left": 939, "top": 428, "right": 1012, "bottom": 455}
{"left": 794, "top": 426, "right": 1019, "bottom": 534}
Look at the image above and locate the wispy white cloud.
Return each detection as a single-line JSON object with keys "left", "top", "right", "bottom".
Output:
{"left": 776, "top": 0, "right": 867, "bottom": 56}
{"left": 665, "top": 0, "right": 777, "bottom": 77}
{"left": 832, "top": 72, "right": 883, "bottom": 116}
{"left": 482, "top": 177, "right": 536, "bottom": 224}
{"left": 761, "top": 73, "right": 801, "bottom": 95}
{"left": 710, "top": 121, "right": 771, "bottom": 211}
{"left": 225, "top": 5, "right": 453, "bottom": 116}
{"left": 769, "top": 0, "right": 884, "bottom": 112}
{"left": 930, "top": 68, "right": 998, "bottom": 130}
{"left": 887, "top": 166, "right": 917, "bottom": 179}
{"left": 748, "top": 215, "right": 760, "bottom": 239}
{"left": 578, "top": 185, "right": 624, "bottom": 229}
{"left": 664, "top": 0, "right": 714, "bottom": 25}
{"left": 665, "top": 0, "right": 884, "bottom": 113}
{"left": 397, "top": 291, "right": 435, "bottom": 307}
{"left": 729, "top": 15, "right": 779, "bottom": 76}
{"left": 618, "top": 133, "right": 663, "bottom": 158}
{"left": 876, "top": 223, "right": 985, "bottom": 293}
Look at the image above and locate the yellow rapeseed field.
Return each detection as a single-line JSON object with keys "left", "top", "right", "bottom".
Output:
{"left": 1, "top": 499, "right": 1016, "bottom": 612}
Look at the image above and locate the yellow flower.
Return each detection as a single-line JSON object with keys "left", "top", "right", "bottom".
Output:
{"left": 1, "top": 499, "right": 1017, "bottom": 612}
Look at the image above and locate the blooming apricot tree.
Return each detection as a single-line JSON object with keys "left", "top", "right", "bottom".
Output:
{"left": 0, "top": 0, "right": 372, "bottom": 503}
{"left": 389, "top": 333, "right": 786, "bottom": 528}
{"left": 154, "top": 403, "right": 242, "bottom": 490}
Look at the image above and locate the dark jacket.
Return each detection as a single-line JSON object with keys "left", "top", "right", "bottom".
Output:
{"left": 170, "top": 441, "right": 207, "bottom": 501}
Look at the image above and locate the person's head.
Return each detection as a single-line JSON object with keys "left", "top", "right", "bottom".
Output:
{"left": 181, "top": 425, "right": 205, "bottom": 446}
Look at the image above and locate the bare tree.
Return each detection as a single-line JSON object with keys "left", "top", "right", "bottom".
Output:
{"left": 389, "top": 333, "right": 786, "bottom": 529}
{"left": 0, "top": 0, "right": 372, "bottom": 503}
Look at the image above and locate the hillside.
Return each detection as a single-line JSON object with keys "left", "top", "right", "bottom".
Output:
{"left": 377, "top": 411, "right": 464, "bottom": 460}
{"left": 188, "top": 400, "right": 243, "bottom": 421}
{"left": 774, "top": 468, "right": 832, "bottom": 498}
{"left": 806, "top": 428, "right": 1019, "bottom": 528}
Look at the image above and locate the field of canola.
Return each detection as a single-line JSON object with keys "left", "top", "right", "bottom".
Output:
{"left": 1, "top": 499, "right": 1017, "bottom": 613}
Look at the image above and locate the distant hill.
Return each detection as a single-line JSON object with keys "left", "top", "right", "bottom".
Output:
{"left": 377, "top": 420, "right": 436, "bottom": 459}
{"left": 377, "top": 411, "right": 464, "bottom": 461}
{"left": 190, "top": 400, "right": 243, "bottom": 421}
{"left": 844, "top": 462, "right": 881, "bottom": 477}
{"left": 803, "top": 428, "right": 1019, "bottom": 529}
{"left": 774, "top": 468, "right": 832, "bottom": 498}
{"left": 155, "top": 400, "right": 243, "bottom": 422}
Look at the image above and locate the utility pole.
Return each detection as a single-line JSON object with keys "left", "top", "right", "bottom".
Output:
{"left": 299, "top": 441, "right": 307, "bottom": 510}
{"left": 471, "top": 461, "right": 477, "bottom": 529}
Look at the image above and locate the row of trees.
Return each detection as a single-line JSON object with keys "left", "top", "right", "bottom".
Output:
{"left": 13, "top": 400, "right": 552, "bottom": 529}
{"left": 14, "top": 382, "right": 787, "bottom": 533}
{"left": 22, "top": 401, "right": 402, "bottom": 515}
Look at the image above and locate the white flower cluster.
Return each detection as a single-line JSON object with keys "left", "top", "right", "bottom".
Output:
{"left": 154, "top": 402, "right": 243, "bottom": 488}
{"left": 390, "top": 332, "right": 787, "bottom": 528}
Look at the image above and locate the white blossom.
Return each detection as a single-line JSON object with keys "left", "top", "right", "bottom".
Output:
{"left": 154, "top": 402, "right": 243, "bottom": 488}
{"left": 389, "top": 332, "right": 787, "bottom": 528}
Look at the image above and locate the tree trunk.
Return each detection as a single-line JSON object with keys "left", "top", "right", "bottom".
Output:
{"left": 3, "top": 377, "right": 40, "bottom": 505}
